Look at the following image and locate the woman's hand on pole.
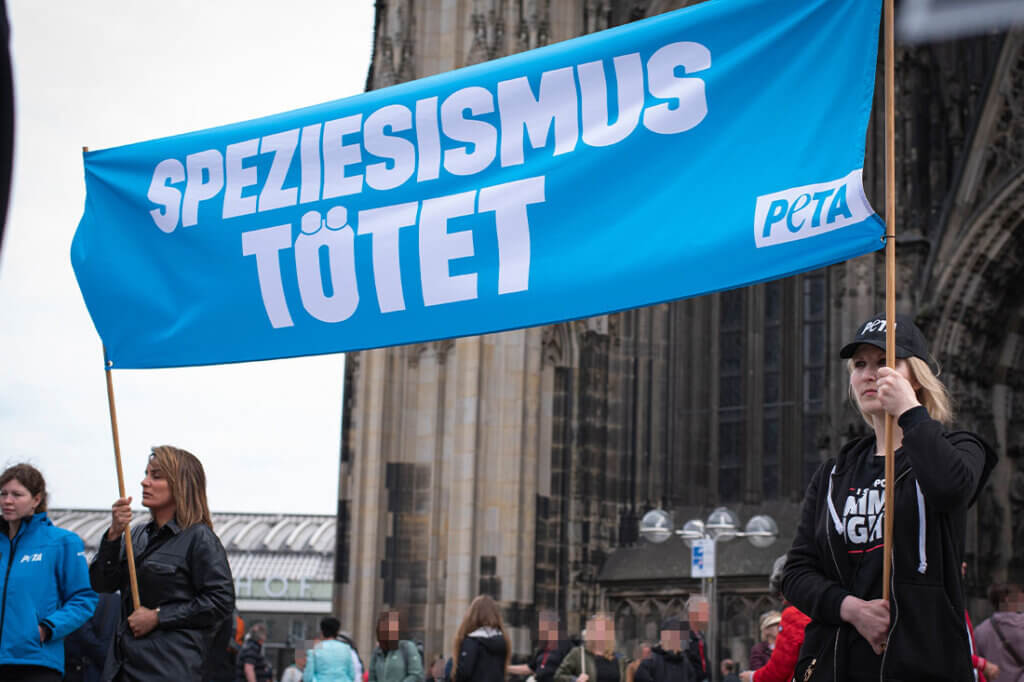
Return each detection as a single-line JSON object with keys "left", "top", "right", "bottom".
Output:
{"left": 107, "top": 497, "right": 132, "bottom": 540}
{"left": 127, "top": 606, "right": 159, "bottom": 638}
{"left": 840, "top": 596, "right": 890, "bottom": 654}
{"left": 875, "top": 367, "right": 920, "bottom": 418}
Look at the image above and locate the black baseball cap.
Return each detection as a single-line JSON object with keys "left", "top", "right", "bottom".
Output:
{"left": 839, "top": 313, "right": 931, "bottom": 366}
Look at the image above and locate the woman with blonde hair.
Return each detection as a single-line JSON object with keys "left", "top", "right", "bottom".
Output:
{"left": 555, "top": 613, "right": 626, "bottom": 682}
{"left": 90, "top": 445, "right": 235, "bottom": 681}
{"left": 783, "top": 313, "right": 997, "bottom": 682}
{"left": 451, "top": 595, "right": 509, "bottom": 682}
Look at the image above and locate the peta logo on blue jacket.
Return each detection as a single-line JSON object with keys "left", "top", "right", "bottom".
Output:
{"left": 0, "top": 512, "right": 98, "bottom": 674}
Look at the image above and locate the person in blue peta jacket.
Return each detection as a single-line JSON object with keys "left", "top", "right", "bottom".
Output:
{"left": 0, "top": 463, "right": 98, "bottom": 681}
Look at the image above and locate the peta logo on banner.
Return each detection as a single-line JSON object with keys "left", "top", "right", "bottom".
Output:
{"left": 753, "top": 169, "right": 874, "bottom": 248}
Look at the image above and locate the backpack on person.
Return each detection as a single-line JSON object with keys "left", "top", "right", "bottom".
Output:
{"left": 399, "top": 640, "right": 425, "bottom": 682}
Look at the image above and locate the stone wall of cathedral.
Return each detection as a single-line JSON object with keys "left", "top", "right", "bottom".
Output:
{"left": 336, "top": 0, "right": 1024, "bottom": 663}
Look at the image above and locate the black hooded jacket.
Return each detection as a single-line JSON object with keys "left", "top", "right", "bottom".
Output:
{"left": 783, "top": 406, "right": 997, "bottom": 681}
{"left": 635, "top": 646, "right": 698, "bottom": 682}
{"left": 454, "top": 628, "right": 507, "bottom": 682}
{"left": 89, "top": 519, "right": 235, "bottom": 682}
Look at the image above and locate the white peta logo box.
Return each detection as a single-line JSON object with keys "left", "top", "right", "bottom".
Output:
{"left": 753, "top": 169, "right": 875, "bottom": 248}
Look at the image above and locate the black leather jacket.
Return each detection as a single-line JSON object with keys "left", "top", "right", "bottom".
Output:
{"left": 89, "top": 518, "right": 235, "bottom": 682}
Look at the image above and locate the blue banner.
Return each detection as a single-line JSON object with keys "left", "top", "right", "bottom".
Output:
{"left": 72, "top": 0, "right": 883, "bottom": 369}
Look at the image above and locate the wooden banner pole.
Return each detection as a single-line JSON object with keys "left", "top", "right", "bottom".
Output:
{"left": 84, "top": 145, "right": 142, "bottom": 610}
{"left": 102, "top": 345, "right": 142, "bottom": 611}
{"left": 881, "top": 0, "right": 897, "bottom": 604}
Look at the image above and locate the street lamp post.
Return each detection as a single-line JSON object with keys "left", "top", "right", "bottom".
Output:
{"left": 639, "top": 507, "right": 778, "bottom": 678}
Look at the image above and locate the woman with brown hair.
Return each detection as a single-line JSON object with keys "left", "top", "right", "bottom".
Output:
{"left": 451, "top": 595, "right": 510, "bottom": 682}
{"left": 0, "top": 463, "right": 97, "bottom": 682}
{"left": 90, "top": 446, "right": 235, "bottom": 681}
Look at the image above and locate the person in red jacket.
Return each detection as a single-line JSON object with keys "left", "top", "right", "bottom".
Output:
{"left": 965, "top": 607, "right": 992, "bottom": 682}
{"left": 962, "top": 562, "right": 997, "bottom": 682}
{"left": 739, "top": 555, "right": 811, "bottom": 682}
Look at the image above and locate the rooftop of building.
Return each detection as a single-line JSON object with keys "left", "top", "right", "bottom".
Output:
{"left": 49, "top": 509, "right": 337, "bottom": 582}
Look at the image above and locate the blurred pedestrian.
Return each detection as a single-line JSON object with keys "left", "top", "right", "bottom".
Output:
{"left": 279, "top": 648, "right": 305, "bottom": 682}
{"left": 452, "top": 595, "right": 510, "bottom": 682}
{"left": 508, "top": 610, "right": 572, "bottom": 682}
{"left": 425, "top": 655, "right": 446, "bottom": 682}
{"left": 305, "top": 616, "right": 355, "bottom": 682}
{"left": 236, "top": 624, "right": 272, "bottom": 682}
{"left": 685, "top": 597, "right": 709, "bottom": 682}
{"left": 747, "top": 611, "right": 780, "bottom": 670}
{"left": 368, "top": 610, "right": 422, "bottom": 682}
{"left": 738, "top": 555, "right": 810, "bottom": 682}
{"left": 0, "top": 463, "right": 98, "bottom": 681}
{"left": 975, "top": 582, "right": 1024, "bottom": 681}
{"left": 337, "top": 630, "right": 364, "bottom": 681}
{"left": 554, "top": 613, "right": 626, "bottom": 682}
{"left": 625, "top": 641, "right": 653, "bottom": 682}
{"left": 783, "top": 313, "right": 998, "bottom": 681}
{"left": 90, "top": 445, "right": 235, "bottom": 681}
{"left": 634, "top": 616, "right": 697, "bottom": 682}
{"left": 64, "top": 591, "right": 119, "bottom": 682}
{"left": 718, "top": 659, "right": 739, "bottom": 682}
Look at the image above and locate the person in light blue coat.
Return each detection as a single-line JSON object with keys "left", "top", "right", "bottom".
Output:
{"left": 0, "top": 463, "right": 98, "bottom": 681}
{"left": 305, "top": 617, "right": 356, "bottom": 682}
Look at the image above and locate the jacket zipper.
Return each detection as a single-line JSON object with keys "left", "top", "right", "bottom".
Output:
{"left": 878, "top": 468, "right": 911, "bottom": 681}
{"left": 0, "top": 526, "right": 24, "bottom": 648}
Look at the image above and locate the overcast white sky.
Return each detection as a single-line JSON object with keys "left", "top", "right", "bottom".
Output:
{"left": 0, "top": 1, "right": 375, "bottom": 514}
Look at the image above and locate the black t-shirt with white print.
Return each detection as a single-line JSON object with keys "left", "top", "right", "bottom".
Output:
{"left": 839, "top": 445, "right": 886, "bottom": 678}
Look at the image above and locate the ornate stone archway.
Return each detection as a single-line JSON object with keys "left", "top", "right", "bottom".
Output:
{"left": 921, "top": 31, "right": 1024, "bottom": 585}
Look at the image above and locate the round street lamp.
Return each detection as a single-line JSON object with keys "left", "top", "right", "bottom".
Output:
{"left": 705, "top": 506, "right": 741, "bottom": 542}
{"left": 744, "top": 514, "right": 780, "bottom": 549}
{"left": 638, "top": 506, "right": 779, "bottom": 675}
{"left": 677, "top": 519, "right": 705, "bottom": 548}
{"left": 638, "top": 509, "right": 674, "bottom": 544}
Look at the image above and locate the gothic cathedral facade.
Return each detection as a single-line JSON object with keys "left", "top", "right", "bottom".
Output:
{"left": 335, "top": 0, "right": 1024, "bottom": 664}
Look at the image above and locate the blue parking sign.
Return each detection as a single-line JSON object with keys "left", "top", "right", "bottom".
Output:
{"left": 691, "top": 538, "right": 715, "bottom": 578}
